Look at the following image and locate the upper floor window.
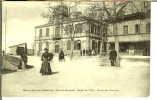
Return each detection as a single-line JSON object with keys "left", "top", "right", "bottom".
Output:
{"left": 90, "top": 24, "right": 95, "bottom": 33}
{"left": 98, "top": 26, "right": 101, "bottom": 35}
{"left": 75, "top": 24, "right": 82, "bottom": 33}
{"left": 55, "top": 27, "right": 60, "bottom": 37}
{"left": 95, "top": 25, "right": 98, "bottom": 34}
{"left": 46, "top": 28, "right": 49, "bottom": 37}
{"left": 64, "top": 25, "right": 73, "bottom": 34}
{"left": 39, "top": 29, "right": 42, "bottom": 37}
{"left": 69, "top": 25, "right": 73, "bottom": 34}
{"left": 135, "top": 24, "right": 140, "bottom": 34}
{"left": 103, "top": 28, "right": 107, "bottom": 36}
{"left": 123, "top": 25, "right": 128, "bottom": 35}
{"left": 146, "top": 23, "right": 150, "bottom": 33}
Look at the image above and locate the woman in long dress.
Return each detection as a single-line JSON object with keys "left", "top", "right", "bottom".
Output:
{"left": 40, "top": 48, "right": 52, "bottom": 75}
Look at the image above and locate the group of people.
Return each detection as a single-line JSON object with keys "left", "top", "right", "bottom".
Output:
{"left": 39, "top": 48, "right": 117, "bottom": 76}
{"left": 80, "top": 49, "right": 97, "bottom": 56}
{"left": 40, "top": 48, "right": 66, "bottom": 76}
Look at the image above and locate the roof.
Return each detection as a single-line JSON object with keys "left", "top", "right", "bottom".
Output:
{"left": 9, "top": 43, "right": 27, "bottom": 48}
{"left": 104, "top": 11, "right": 150, "bottom": 23}
{"left": 35, "top": 16, "right": 107, "bottom": 28}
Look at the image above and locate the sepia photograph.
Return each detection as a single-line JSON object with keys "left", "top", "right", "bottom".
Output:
{"left": 1, "top": 1, "right": 150, "bottom": 97}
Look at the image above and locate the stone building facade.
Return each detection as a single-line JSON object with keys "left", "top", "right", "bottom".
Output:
{"left": 107, "top": 12, "right": 150, "bottom": 55}
{"left": 34, "top": 17, "right": 107, "bottom": 56}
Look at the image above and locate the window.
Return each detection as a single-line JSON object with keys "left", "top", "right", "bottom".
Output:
{"left": 91, "top": 24, "right": 94, "bottom": 33}
{"left": 69, "top": 25, "right": 72, "bottom": 34}
{"left": 123, "top": 26, "right": 128, "bottom": 35}
{"left": 98, "top": 26, "right": 101, "bottom": 35}
{"left": 46, "top": 28, "right": 49, "bottom": 37}
{"left": 75, "top": 24, "right": 82, "bottom": 33}
{"left": 65, "top": 25, "right": 73, "bottom": 34}
{"left": 39, "top": 29, "right": 42, "bottom": 37}
{"left": 146, "top": 23, "right": 150, "bottom": 33}
{"left": 135, "top": 24, "right": 140, "bottom": 34}
{"left": 103, "top": 28, "right": 107, "bottom": 36}
{"left": 67, "top": 40, "right": 71, "bottom": 50}
{"left": 64, "top": 25, "right": 69, "bottom": 34}
{"left": 95, "top": 25, "right": 98, "bottom": 34}
{"left": 55, "top": 27, "right": 60, "bottom": 37}
{"left": 74, "top": 40, "right": 81, "bottom": 50}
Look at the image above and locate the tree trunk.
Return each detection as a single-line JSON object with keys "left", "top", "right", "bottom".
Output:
{"left": 113, "top": 23, "right": 120, "bottom": 67}
{"left": 70, "top": 39, "right": 74, "bottom": 60}
{"left": 99, "top": 37, "right": 103, "bottom": 57}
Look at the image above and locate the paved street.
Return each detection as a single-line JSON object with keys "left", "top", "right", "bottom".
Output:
{"left": 2, "top": 55, "right": 150, "bottom": 97}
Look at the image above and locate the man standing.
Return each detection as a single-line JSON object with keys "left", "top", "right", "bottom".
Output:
{"left": 20, "top": 53, "right": 28, "bottom": 68}
{"left": 109, "top": 49, "right": 117, "bottom": 66}
{"left": 83, "top": 49, "right": 85, "bottom": 56}
{"left": 2, "top": 50, "right": 5, "bottom": 57}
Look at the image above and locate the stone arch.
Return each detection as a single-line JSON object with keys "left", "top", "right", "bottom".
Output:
{"left": 55, "top": 41, "right": 60, "bottom": 53}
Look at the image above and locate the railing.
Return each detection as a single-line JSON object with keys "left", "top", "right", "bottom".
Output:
{"left": 3, "top": 54, "right": 25, "bottom": 70}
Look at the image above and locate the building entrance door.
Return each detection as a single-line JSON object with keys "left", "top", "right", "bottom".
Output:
{"left": 55, "top": 45, "right": 59, "bottom": 53}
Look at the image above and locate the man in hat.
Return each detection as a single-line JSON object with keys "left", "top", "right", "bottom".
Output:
{"left": 20, "top": 53, "right": 28, "bottom": 67}
{"left": 109, "top": 49, "right": 117, "bottom": 66}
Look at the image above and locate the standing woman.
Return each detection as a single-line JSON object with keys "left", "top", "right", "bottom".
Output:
{"left": 40, "top": 48, "right": 52, "bottom": 75}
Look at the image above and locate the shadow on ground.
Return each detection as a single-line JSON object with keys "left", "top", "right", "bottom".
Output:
{"left": 52, "top": 71, "right": 59, "bottom": 75}
{"left": 1, "top": 69, "right": 17, "bottom": 74}
{"left": 26, "top": 65, "right": 34, "bottom": 69}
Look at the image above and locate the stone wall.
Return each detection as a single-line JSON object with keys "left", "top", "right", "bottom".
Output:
{"left": 2, "top": 54, "right": 26, "bottom": 71}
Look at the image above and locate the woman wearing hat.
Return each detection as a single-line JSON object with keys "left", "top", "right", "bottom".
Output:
{"left": 40, "top": 48, "right": 52, "bottom": 75}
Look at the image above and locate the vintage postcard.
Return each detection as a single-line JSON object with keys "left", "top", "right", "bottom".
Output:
{"left": 1, "top": 1, "right": 150, "bottom": 97}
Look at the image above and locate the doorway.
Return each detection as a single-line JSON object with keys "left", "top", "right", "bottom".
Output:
{"left": 55, "top": 45, "right": 59, "bottom": 53}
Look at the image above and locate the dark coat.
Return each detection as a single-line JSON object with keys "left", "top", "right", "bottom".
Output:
{"left": 40, "top": 52, "right": 52, "bottom": 75}
{"left": 59, "top": 51, "right": 65, "bottom": 61}
{"left": 49, "top": 53, "right": 53, "bottom": 60}
{"left": 109, "top": 50, "right": 117, "bottom": 60}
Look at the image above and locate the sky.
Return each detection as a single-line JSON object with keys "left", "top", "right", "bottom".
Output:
{"left": 1, "top": 1, "right": 147, "bottom": 53}
{"left": 2, "top": 1, "right": 48, "bottom": 53}
{"left": 2, "top": 1, "right": 89, "bottom": 53}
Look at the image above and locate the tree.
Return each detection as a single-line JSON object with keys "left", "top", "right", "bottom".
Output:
{"left": 85, "top": 3, "right": 107, "bottom": 57}
{"left": 41, "top": 2, "right": 83, "bottom": 60}
{"left": 87, "top": 1, "right": 150, "bottom": 67}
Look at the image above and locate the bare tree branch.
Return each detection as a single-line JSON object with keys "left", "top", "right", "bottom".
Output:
{"left": 116, "top": 2, "right": 128, "bottom": 16}
{"left": 130, "top": 2, "right": 139, "bottom": 12}
{"left": 102, "top": 1, "right": 112, "bottom": 17}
